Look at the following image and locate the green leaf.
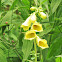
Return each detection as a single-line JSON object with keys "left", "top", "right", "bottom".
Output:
{"left": 0, "top": 0, "right": 1, "bottom": 10}
{"left": 51, "top": 0, "right": 61, "bottom": 14}
{"left": 19, "top": 33, "right": 24, "bottom": 49}
{"left": 56, "top": 57, "right": 62, "bottom": 62}
{"left": 42, "top": 49, "right": 55, "bottom": 62}
{"left": 9, "top": 33, "right": 18, "bottom": 41}
{"left": 39, "top": 25, "right": 52, "bottom": 37}
{"left": 0, "top": 48, "right": 7, "bottom": 62}
{"left": 0, "top": 11, "right": 12, "bottom": 27}
{"left": 47, "top": 35, "right": 62, "bottom": 58}
{"left": 22, "top": 39, "right": 33, "bottom": 61}
{"left": 10, "top": 0, "right": 18, "bottom": 10}
{"left": 2, "top": 26, "right": 6, "bottom": 33}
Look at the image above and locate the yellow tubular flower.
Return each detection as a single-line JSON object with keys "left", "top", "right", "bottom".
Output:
{"left": 30, "top": 13, "right": 36, "bottom": 23}
{"left": 30, "top": 7, "right": 36, "bottom": 11}
{"left": 25, "top": 30, "right": 36, "bottom": 40}
{"left": 36, "top": 36, "right": 49, "bottom": 49}
{"left": 39, "top": 12, "right": 47, "bottom": 19}
{"left": 31, "top": 22, "right": 43, "bottom": 32}
{"left": 21, "top": 16, "right": 31, "bottom": 31}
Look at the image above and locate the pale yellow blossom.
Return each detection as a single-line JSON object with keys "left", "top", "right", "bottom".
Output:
{"left": 36, "top": 36, "right": 49, "bottom": 49}
{"left": 31, "top": 22, "right": 43, "bottom": 32}
{"left": 25, "top": 30, "right": 37, "bottom": 40}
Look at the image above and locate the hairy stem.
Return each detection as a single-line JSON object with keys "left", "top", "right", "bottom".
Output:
{"left": 34, "top": 39, "right": 37, "bottom": 62}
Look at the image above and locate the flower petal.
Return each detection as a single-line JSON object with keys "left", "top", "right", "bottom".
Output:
{"left": 39, "top": 12, "right": 47, "bottom": 19}
{"left": 30, "top": 13, "right": 37, "bottom": 23}
{"left": 25, "top": 30, "right": 36, "bottom": 40}
{"left": 36, "top": 36, "right": 49, "bottom": 49}
{"left": 21, "top": 16, "right": 31, "bottom": 31}
{"left": 31, "top": 22, "right": 43, "bottom": 32}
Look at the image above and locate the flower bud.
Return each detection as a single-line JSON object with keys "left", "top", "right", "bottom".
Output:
{"left": 12, "top": 40, "right": 14, "bottom": 43}
{"left": 5, "top": 22, "right": 8, "bottom": 24}
{"left": 38, "top": 6, "right": 43, "bottom": 12}
{"left": 19, "top": 12, "right": 21, "bottom": 15}
{"left": 3, "top": 33, "right": 5, "bottom": 35}
{"left": 30, "top": 7, "right": 36, "bottom": 11}
{"left": 39, "top": 12, "right": 47, "bottom": 19}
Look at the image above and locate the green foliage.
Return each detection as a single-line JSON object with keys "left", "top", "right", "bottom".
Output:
{"left": 51, "top": 0, "right": 61, "bottom": 14}
{"left": 22, "top": 40, "right": 33, "bottom": 61}
{"left": 47, "top": 35, "right": 62, "bottom": 58}
{"left": 0, "top": 49, "right": 7, "bottom": 62}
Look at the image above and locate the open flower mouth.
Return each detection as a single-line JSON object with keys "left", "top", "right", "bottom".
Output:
{"left": 32, "top": 23, "right": 43, "bottom": 32}
{"left": 23, "top": 26, "right": 29, "bottom": 30}
{"left": 39, "top": 41, "right": 46, "bottom": 47}
{"left": 26, "top": 33, "right": 36, "bottom": 38}
{"left": 21, "top": 25, "right": 29, "bottom": 31}
{"left": 25, "top": 30, "right": 36, "bottom": 40}
{"left": 38, "top": 41, "right": 48, "bottom": 48}
{"left": 36, "top": 36, "right": 49, "bottom": 49}
{"left": 33, "top": 25, "right": 41, "bottom": 31}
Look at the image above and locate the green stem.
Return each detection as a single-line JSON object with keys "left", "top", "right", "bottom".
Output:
{"left": 14, "top": 48, "right": 23, "bottom": 60}
{"left": 40, "top": 49, "right": 43, "bottom": 62}
{"left": 60, "top": 57, "right": 61, "bottom": 62}
{"left": 34, "top": 0, "right": 37, "bottom": 6}
{"left": 34, "top": 39, "right": 37, "bottom": 62}
{"left": 40, "top": 0, "right": 41, "bottom": 6}
{"left": 0, "top": 0, "right": 1, "bottom": 10}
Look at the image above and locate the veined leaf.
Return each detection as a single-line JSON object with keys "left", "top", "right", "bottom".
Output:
{"left": 10, "top": 0, "right": 18, "bottom": 10}
{"left": 22, "top": 39, "right": 33, "bottom": 62}
{"left": 47, "top": 35, "right": 62, "bottom": 58}
{"left": 39, "top": 25, "right": 52, "bottom": 37}
{"left": 0, "top": 11, "right": 12, "bottom": 27}
{"left": 0, "top": 49, "right": 7, "bottom": 62}
{"left": 51, "top": 0, "right": 61, "bottom": 14}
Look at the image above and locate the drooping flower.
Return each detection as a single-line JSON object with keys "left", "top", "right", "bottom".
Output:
{"left": 30, "top": 13, "right": 37, "bottom": 23}
{"left": 31, "top": 22, "right": 43, "bottom": 32}
{"left": 25, "top": 30, "right": 36, "bottom": 40}
{"left": 30, "top": 7, "right": 36, "bottom": 11}
{"left": 38, "top": 12, "right": 47, "bottom": 19}
{"left": 36, "top": 36, "right": 49, "bottom": 49}
{"left": 21, "top": 16, "right": 31, "bottom": 31}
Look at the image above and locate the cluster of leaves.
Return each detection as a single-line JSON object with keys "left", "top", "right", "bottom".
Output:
{"left": 0, "top": 0, "right": 62, "bottom": 62}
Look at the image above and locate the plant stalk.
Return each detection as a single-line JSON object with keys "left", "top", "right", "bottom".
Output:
{"left": 34, "top": 0, "right": 37, "bottom": 6}
{"left": 0, "top": 0, "right": 1, "bottom": 10}
{"left": 34, "top": 39, "right": 37, "bottom": 62}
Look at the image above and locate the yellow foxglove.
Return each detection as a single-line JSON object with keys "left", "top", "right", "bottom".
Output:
{"left": 25, "top": 30, "right": 36, "bottom": 40}
{"left": 30, "top": 13, "right": 36, "bottom": 23}
{"left": 39, "top": 12, "right": 47, "bottom": 19}
{"left": 36, "top": 36, "right": 49, "bottom": 49}
{"left": 30, "top": 7, "right": 36, "bottom": 11}
{"left": 31, "top": 22, "right": 43, "bottom": 32}
{"left": 21, "top": 16, "right": 31, "bottom": 31}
